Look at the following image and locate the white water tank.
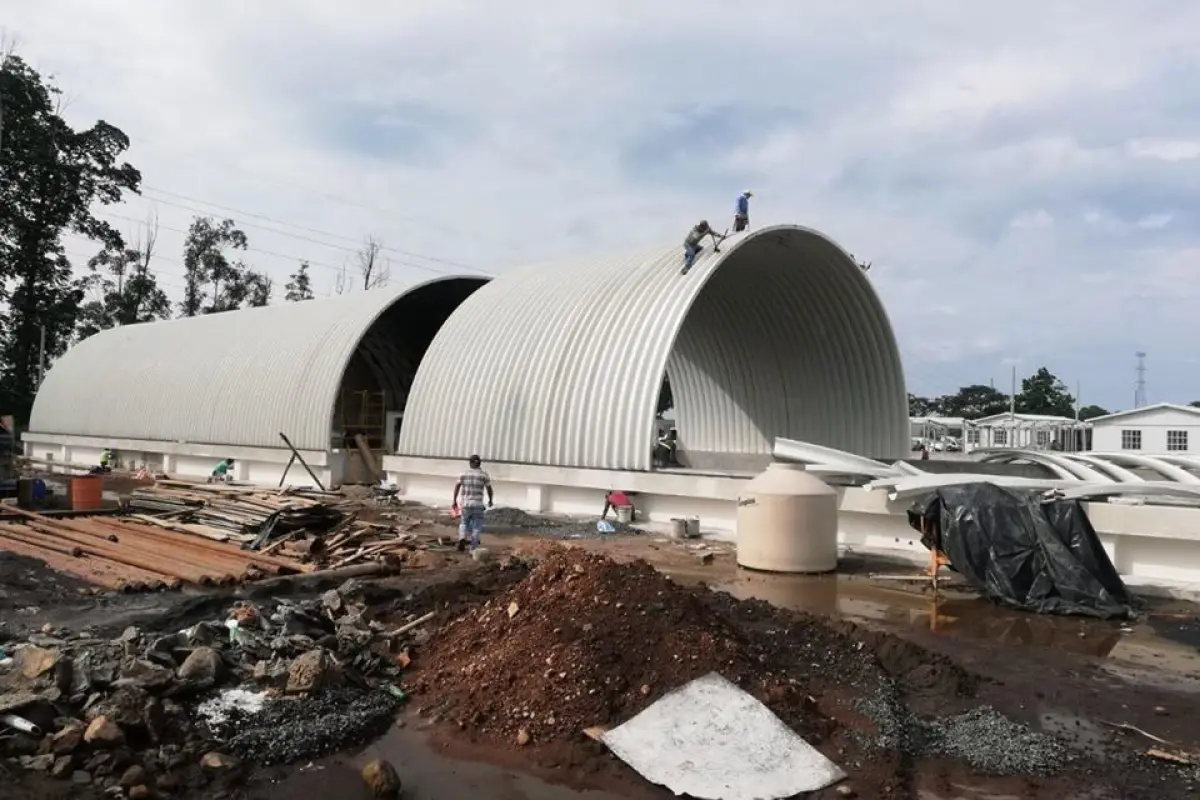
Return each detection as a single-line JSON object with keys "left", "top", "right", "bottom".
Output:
{"left": 736, "top": 462, "right": 839, "bottom": 573}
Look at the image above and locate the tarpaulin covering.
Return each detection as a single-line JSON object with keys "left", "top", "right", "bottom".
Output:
{"left": 908, "top": 482, "right": 1134, "bottom": 619}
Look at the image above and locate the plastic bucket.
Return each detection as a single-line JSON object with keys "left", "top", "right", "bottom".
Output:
{"left": 616, "top": 505, "right": 633, "bottom": 524}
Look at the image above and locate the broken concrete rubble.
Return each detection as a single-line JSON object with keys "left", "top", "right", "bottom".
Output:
{"left": 0, "top": 575, "right": 421, "bottom": 793}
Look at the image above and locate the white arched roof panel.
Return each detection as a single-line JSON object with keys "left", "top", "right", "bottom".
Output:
{"left": 28, "top": 277, "right": 484, "bottom": 452}
{"left": 397, "top": 225, "right": 909, "bottom": 471}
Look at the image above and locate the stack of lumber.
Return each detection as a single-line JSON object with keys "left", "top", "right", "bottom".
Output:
{"left": 126, "top": 481, "right": 345, "bottom": 546}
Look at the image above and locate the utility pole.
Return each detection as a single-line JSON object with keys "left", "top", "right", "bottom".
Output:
{"left": 1009, "top": 365, "right": 1016, "bottom": 418}
{"left": 1134, "top": 352, "right": 1147, "bottom": 408}
{"left": 37, "top": 325, "right": 45, "bottom": 386}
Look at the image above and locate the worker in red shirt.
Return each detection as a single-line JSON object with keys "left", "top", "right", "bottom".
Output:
{"left": 601, "top": 490, "right": 636, "bottom": 522}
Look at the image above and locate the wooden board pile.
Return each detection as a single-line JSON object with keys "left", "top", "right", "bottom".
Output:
{"left": 126, "top": 481, "right": 348, "bottom": 547}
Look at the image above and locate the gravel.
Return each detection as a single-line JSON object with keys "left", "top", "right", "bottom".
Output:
{"left": 222, "top": 687, "right": 401, "bottom": 766}
{"left": 855, "top": 682, "right": 1071, "bottom": 776}
{"left": 444, "top": 506, "right": 645, "bottom": 539}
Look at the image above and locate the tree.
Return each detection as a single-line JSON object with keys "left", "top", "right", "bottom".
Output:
{"left": 1077, "top": 404, "right": 1110, "bottom": 421}
{"left": 0, "top": 53, "right": 141, "bottom": 422}
{"left": 937, "top": 384, "right": 1009, "bottom": 419}
{"left": 1016, "top": 367, "right": 1075, "bottom": 418}
{"left": 357, "top": 235, "right": 389, "bottom": 290}
{"left": 908, "top": 394, "right": 938, "bottom": 416}
{"left": 75, "top": 215, "right": 170, "bottom": 339}
{"left": 179, "top": 216, "right": 271, "bottom": 315}
{"left": 284, "top": 261, "right": 314, "bottom": 302}
{"left": 1191, "top": 401, "right": 1200, "bottom": 408}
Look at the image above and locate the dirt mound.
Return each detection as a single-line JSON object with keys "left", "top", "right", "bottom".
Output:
{"left": 408, "top": 548, "right": 975, "bottom": 751}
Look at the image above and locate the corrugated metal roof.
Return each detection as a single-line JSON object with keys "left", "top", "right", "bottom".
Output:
{"left": 28, "top": 278, "right": 485, "bottom": 452}
{"left": 397, "top": 224, "right": 908, "bottom": 469}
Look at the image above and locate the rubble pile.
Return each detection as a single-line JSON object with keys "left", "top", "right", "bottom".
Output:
{"left": 409, "top": 549, "right": 970, "bottom": 750}
{"left": 0, "top": 578, "right": 420, "bottom": 793}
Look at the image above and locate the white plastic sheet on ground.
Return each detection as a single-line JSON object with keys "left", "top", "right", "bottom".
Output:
{"left": 600, "top": 672, "right": 845, "bottom": 799}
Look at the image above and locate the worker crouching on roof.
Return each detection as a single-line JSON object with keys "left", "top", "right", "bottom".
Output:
{"left": 681, "top": 220, "right": 725, "bottom": 275}
{"left": 733, "top": 190, "right": 752, "bottom": 232}
{"left": 453, "top": 454, "right": 494, "bottom": 553}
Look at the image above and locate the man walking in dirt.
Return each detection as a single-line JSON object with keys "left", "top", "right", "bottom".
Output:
{"left": 453, "top": 454, "right": 494, "bottom": 552}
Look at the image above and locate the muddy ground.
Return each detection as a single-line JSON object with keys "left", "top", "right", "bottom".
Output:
{"left": 2, "top": 505, "right": 1200, "bottom": 800}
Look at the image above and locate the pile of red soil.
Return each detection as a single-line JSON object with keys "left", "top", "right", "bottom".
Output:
{"left": 408, "top": 548, "right": 975, "bottom": 750}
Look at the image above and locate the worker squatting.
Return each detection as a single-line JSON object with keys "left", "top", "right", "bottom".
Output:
{"left": 681, "top": 190, "right": 752, "bottom": 275}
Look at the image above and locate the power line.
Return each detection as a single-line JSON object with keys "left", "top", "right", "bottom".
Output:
{"left": 123, "top": 131, "right": 526, "bottom": 253}
{"left": 141, "top": 186, "right": 475, "bottom": 271}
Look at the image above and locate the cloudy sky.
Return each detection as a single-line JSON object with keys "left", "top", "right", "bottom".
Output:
{"left": 6, "top": 1, "right": 1200, "bottom": 411}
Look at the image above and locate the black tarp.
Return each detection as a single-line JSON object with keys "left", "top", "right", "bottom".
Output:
{"left": 908, "top": 482, "right": 1134, "bottom": 620}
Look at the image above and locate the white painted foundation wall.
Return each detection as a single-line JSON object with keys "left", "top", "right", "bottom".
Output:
{"left": 383, "top": 454, "right": 1200, "bottom": 594}
{"left": 22, "top": 432, "right": 343, "bottom": 489}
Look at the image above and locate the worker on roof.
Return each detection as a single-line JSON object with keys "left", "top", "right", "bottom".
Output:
{"left": 681, "top": 220, "right": 725, "bottom": 275}
{"left": 209, "top": 457, "right": 235, "bottom": 483}
{"left": 733, "top": 190, "right": 753, "bottom": 232}
{"left": 99, "top": 449, "right": 113, "bottom": 471}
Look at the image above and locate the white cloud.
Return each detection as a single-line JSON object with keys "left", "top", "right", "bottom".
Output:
{"left": 5, "top": 1, "right": 1200, "bottom": 408}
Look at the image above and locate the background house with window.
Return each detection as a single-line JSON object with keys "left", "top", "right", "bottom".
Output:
{"left": 1087, "top": 403, "right": 1200, "bottom": 454}
{"left": 964, "top": 412, "right": 1084, "bottom": 452}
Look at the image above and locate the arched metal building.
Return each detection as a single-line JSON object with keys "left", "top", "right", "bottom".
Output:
{"left": 397, "top": 224, "right": 909, "bottom": 471}
{"left": 23, "top": 224, "right": 908, "bottom": 484}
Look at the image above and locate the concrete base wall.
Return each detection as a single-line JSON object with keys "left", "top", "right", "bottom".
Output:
{"left": 21, "top": 432, "right": 342, "bottom": 489}
{"left": 383, "top": 454, "right": 1200, "bottom": 592}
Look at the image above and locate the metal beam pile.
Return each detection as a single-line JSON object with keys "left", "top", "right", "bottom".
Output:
{"left": 0, "top": 508, "right": 312, "bottom": 593}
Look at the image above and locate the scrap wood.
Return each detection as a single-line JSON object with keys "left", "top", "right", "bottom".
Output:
{"left": 1147, "top": 747, "right": 1197, "bottom": 765}
{"left": 1100, "top": 720, "right": 1175, "bottom": 746}
{"left": 385, "top": 611, "right": 436, "bottom": 638}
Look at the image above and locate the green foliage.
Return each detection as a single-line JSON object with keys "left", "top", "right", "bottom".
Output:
{"left": 284, "top": 262, "right": 315, "bottom": 302}
{"left": 1077, "top": 404, "right": 1110, "bottom": 421}
{"left": 75, "top": 221, "right": 171, "bottom": 340}
{"left": 180, "top": 216, "right": 272, "bottom": 315}
{"left": 0, "top": 53, "right": 141, "bottom": 423}
{"left": 909, "top": 367, "right": 1078, "bottom": 421}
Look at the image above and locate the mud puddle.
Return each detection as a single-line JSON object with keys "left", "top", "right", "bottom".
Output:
{"left": 256, "top": 722, "right": 647, "bottom": 800}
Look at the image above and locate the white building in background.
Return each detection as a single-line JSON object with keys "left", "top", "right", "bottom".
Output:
{"left": 1088, "top": 403, "right": 1200, "bottom": 455}
{"left": 964, "top": 412, "right": 1084, "bottom": 452}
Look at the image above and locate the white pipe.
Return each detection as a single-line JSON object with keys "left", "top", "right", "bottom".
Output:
{"left": 972, "top": 450, "right": 1093, "bottom": 481}
{"left": 772, "top": 438, "right": 897, "bottom": 478}
{"left": 1058, "top": 453, "right": 1145, "bottom": 483}
{"left": 1088, "top": 452, "right": 1200, "bottom": 485}
{"left": 1, "top": 714, "right": 42, "bottom": 736}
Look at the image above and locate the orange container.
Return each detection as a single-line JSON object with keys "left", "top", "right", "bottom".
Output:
{"left": 69, "top": 475, "right": 104, "bottom": 511}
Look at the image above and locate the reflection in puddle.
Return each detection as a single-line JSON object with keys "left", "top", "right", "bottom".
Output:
{"left": 700, "top": 568, "right": 1200, "bottom": 675}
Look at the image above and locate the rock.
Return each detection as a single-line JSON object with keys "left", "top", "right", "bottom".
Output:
{"left": 361, "top": 758, "right": 401, "bottom": 800}
{"left": 120, "top": 660, "right": 174, "bottom": 690}
{"left": 119, "top": 765, "right": 147, "bottom": 788}
{"left": 22, "top": 753, "right": 55, "bottom": 771}
{"left": 156, "top": 772, "right": 180, "bottom": 791}
{"left": 286, "top": 649, "right": 336, "bottom": 694}
{"left": 322, "top": 590, "right": 344, "bottom": 614}
{"left": 200, "top": 751, "right": 241, "bottom": 771}
{"left": 471, "top": 547, "right": 493, "bottom": 563}
{"left": 88, "top": 686, "right": 150, "bottom": 728}
{"left": 507, "top": 601, "right": 520, "bottom": 618}
{"left": 40, "top": 623, "right": 55, "bottom": 635}
{"left": 129, "top": 785, "right": 152, "bottom": 800}
{"left": 177, "top": 647, "right": 222, "bottom": 686}
{"left": 84, "top": 716, "right": 125, "bottom": 748}
{"left": 50, "top": 754, "right": 74, "bottom": 779}
{"left": 252, "top": 661, "right": 269, "bottom": 681}
{"left": 16, "top": 645, "right": 60, "bottom": 679}
{"left": 516, "top": 728, "right": 531, "bottom": 746}
{"left": 835, "top": 784, "right": 857, "bottom": 798}
{"left": 143, "top": 698, "right": 167, "bottom": 743}
{"left": 72, "top": 769, "right": 92, "bottom": 785}
{"left": 51, "top": 722, "right": 84, "bottom": 755}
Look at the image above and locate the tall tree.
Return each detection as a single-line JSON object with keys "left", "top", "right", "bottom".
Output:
{"left": 1077, "top": 404, "right": 1110, "bottom": 421}
{"left": 75, "top": 213, "right": 170, "bottom": 339}
{"left": 284, "top": 261, "right": 314, "bottom": 302}
{"left": 1016, "top": 367, "right": 1075, "bottom": 418}
{"left": 908, "top": 394, "right": 938, "bottom": 416}
{"left": 179, "top": 216, "right": 271, "bottom": 315}
{"left": 357, "top": 235, "right": 389, "bottom": 290}
{"left": 0, "top": 53, "right": 141, "bottom": 422}
{"left": 937, "top": 384, "right": 1009, "bottom": 419}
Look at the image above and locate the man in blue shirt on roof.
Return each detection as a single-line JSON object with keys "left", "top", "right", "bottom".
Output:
{"left": 733, "top": 190, "right": 753, "bottom": 232}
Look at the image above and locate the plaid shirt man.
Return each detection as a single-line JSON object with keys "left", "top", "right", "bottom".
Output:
{"left": 457, "top": 467, "right": 491, "bottom": 510}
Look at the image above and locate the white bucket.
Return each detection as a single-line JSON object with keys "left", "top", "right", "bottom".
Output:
{"left": 616, "top": 505, "right": 633, "bottom": 524}
{"left": 670, "top": 518, "right": 688, "bottom": 540}
{"left": 685, "top": 517, "right": 701, "bottom": 538}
